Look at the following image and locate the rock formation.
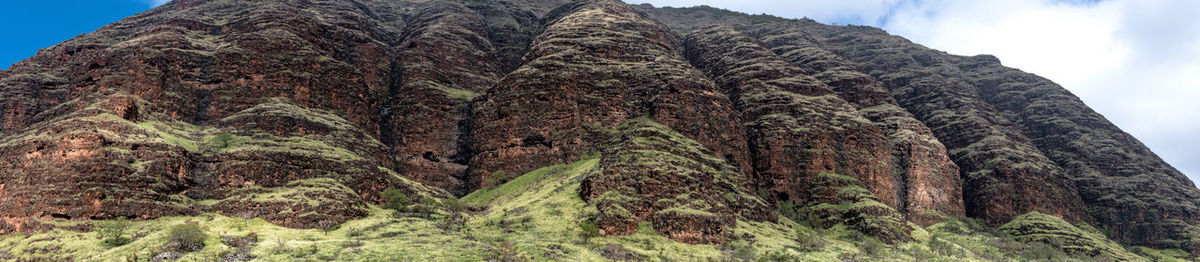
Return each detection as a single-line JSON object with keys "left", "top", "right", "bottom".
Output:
{"left": 0, "top": 0, "right": 1196, "bottom": 252}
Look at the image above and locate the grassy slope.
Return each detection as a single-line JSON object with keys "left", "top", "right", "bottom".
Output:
{"left": 0, "top": 157, "right": 1186, "bottom": 261}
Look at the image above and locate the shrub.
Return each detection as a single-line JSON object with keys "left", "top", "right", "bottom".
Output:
{"left": 443, "top": 198, "right": 468, "bottom": 213}
{"left": 859, "top": 237, "right": 885, "bottom": 257}
{"left": 220, "top": 232, "right": 258, "bottom": 261}
{"left": 578, "top": 222, "right": 599, "bottom": 244}
{"left": 318, "top": 219, "right": 338, "bottom": 235}
{"left": 438, "top": 212, "right": 468, "bottom": 232}
{"left": 928, "top": 234, "right": 956, "bottom": 257}
{"left": 270, "top": 237, "right": 292, "bottom": 254}
{"left": 212, "top": 132, "right": 234, "bottom": 148}
{"left": 380, "top": 189, "right": 411, "bottom": 212}
{"left": 598, "top": 243, "right": 642, "bottom": 261}
{"left": 165, "top": 221, "right": 207, "bottom": 252}
{"left": 96, "top": 216, "right": 133, "bottom": 247}
{"left": 758, "top": 249, "right": 799, "bottom": 262}
{"left": 1020, "top": 241, "right": 1070, "bottom": 261}
{"left": 719, "top": 239, "right": 756, "bottom": 261}
{"left": 484, "top": 241, "right": 530, "bottom": 262}
{"left": 409, "top": 197, "right": 441, "bottom": 215}
{"left": 794, "top": 230, "right": 826, "bottom": 252}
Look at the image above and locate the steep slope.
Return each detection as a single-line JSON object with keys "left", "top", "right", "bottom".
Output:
{"left": 581, "top": 118, "right": 772, "bottom": 244}
{"left": 684, "top": 27, "right": 964, "bottom": 229}
{"left": 633, "top": 3, "right": 1200, "bottom": 251}
{"left": 384, "top": 0, "right": 538, "bottom": 194}
{"left": 1, "top": 0, "right": 1198, "bottom": 259}
{"left": 470, "top": 0, "right": 752, "bottom": 192}
{"left": 745, "top": 26, "right": 965, "bottom": 226}
{"left": 767, "top": 20, "right": 1200, "bottom": 249}
{"left": 953, "top": 55, "right": 1200, "bottom": 249}
{"left": 0, "top": 0, "right": 443, "bottom": 231}
{"left": 744, "top": 22, "right": 1090, "bottom": 226}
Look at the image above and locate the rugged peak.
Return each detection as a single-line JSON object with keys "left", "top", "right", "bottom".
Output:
{"left": 470, "top": 0, "right": 750, "bottom": 193}
{"left": 0, "top": 0, "right": 1197, "bottom": 259}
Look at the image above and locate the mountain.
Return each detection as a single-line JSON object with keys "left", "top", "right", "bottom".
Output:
{"left": 0, "top": 0, "right": 1197, "bottom": 261}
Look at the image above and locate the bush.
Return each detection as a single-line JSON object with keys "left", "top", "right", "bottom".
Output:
{"left": 484, "top": 241, "right": 530, "bottom": 262}
{"left": 212, "top": 132, "right": 234, "bottom": 148}
{"left": 443, "top": 198, "right": 468, "bottom": 213}
{"left": 165, "top": 221, "right": 207, "bottom": 252}
{"left": 578, "top": 222, "right": 599, "bottom": 244}
{"left": 380, "top": 189, "right": 411, "bottom": 212}
{"left": 438, "top": 212, "right": 468, "bottom": 232}
{"left": 859, "top": 237, "right": 886, "bottom": 257}
{"left": 928, "top": 234, "right": 958, "bottom": 257}
{"left": 794, "top": 230, "right": 826, "bottom": 252}
{"left": 758, "top": 249, "right": 799, "bottom": 262}
{"left": 220, "top": 232, "right": 258, "bottom": 261}
{"left": 409, "top": 197, "right": 441, "bottom": 215}
{"left": 96, "top": 216, "right": 133, "bottom": 247}
{"left": 318, "top": 219, "right": 339, "bottom": 235}
{"left": 719, "top": 239, "right": 756, "bottom": 261}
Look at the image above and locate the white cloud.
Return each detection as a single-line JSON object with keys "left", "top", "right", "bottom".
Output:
{"left": 630, "top": 0, "right": 1200, "bottom": 185}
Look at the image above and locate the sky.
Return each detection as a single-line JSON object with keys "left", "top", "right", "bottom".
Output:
{"left": 0, "top": 0, "right": 169, "bottom": 69}
{"left": 632, "top": 0, "right": 1200, "bottom": 186}
{"left": 0, "top": 1, "right": 1196, "bottom": 186}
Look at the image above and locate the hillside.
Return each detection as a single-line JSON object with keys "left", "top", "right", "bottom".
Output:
{"left": 0, "top": 0, "right": 1197, "bottom": 261}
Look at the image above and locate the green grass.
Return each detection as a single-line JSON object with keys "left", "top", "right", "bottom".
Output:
{"left": 461, "top": 159, "right": 598, "bottom": 206}
{"left": 0, "top": 159, "right": 1185, "bottom": 261}
{"left": 999, "top": 212, "right": 1145, "bottom": 261}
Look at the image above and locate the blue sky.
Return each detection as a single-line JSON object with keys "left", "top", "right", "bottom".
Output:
{"left": 2, "top": 0, "right": 1197, "bottom": 187}
{"left": 0, "top": 1, "right": 168, "bottom": 69}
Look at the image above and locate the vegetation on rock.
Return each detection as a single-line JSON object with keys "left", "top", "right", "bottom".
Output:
{"left": 0, "top": 0, "right": 1196, "bottom": 260}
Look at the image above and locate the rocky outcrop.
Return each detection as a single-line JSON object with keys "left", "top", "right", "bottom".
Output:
{"left": 748, "top": 21, "right": 1089, "bottom": 226}
{"left": 802, "top": 173, "right": 915, "bottom": 244}
{"left": 1, "top": 0, "right": 1196, "bottom": 251}
{"left": 0, "top": 91, "right": 196, "bottom": 229}
{"left": 682, "top": 27, "right": 930, "bottom": 241}
{"left": 0, "top": 0, "right": 441, "bottom": 230}
{"left": 384, "top": 0, "right": 538, "bottom": 194}
{"left": 581, "top": 118, "right": 772, "bottom": 244}
{"left": 470, "top": 0, "right": 752, "bottom": 191}
{"left": 953, "top": 55, "right": 1200, "bottom": 249}
{"left": 1000, "top": 212, "right": 1144, "bottom": 261}
{"left": 681, "top": 28, "right": 888, "bottom": 205}
{"left": 742, "top": 26, "right": 964, "bottom": 225}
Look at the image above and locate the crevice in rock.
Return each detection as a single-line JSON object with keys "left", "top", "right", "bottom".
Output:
{"left": 184, "top": 152, "right": 219, "bottom": 200}
{"left": 379, "top": 55, "right": 403, "bottom": 148}
{"left": 193, "top": 89, "right": 212, "bottom": 125}
{"left": 450, "top": 100, "right": 477, "bottom": 196}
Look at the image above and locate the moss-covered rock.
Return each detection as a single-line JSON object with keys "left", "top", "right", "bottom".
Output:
{"left": 1000, "top": 212, "right": 1144, "bottom": 261}
{"left": 470, "top": 0, "right": 753, "bottom": 199}
{"left": 581, "top": 117, "right": 772, "bottom": 244}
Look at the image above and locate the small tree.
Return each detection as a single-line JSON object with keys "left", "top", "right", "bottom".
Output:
{"left": 96, "top": 216, "right": 133, "bottom": 247}
{"left": 238, "top": 212, "right": 255, "bottom": 229}
{"left": 578, "top": 222, "right": 599, "bottom": 244}
{"left": 380, "top": 189, "right": 410, "bottom": 212}
{"left": 166, "top": 221, "right": 207, "bottom": 252}
{"left": 318, "top": 219, "right": 337, "bottom": 235}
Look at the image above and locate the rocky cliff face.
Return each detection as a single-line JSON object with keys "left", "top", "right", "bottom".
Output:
{"left": 470, "top": 0, "right": 752, "bottom": 194}
{"left": 1, "top": 0, "right": 1197, "bottom": 252}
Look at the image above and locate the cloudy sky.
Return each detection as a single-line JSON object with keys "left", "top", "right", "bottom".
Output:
{"left": 1, "top": 1, "right": 1196, "bottom": 186}
{"left": 631, "top": 0, "right": 1200, "bottom": 186}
